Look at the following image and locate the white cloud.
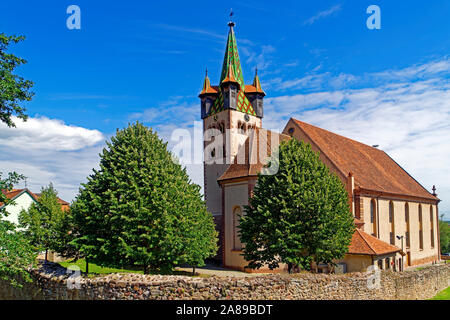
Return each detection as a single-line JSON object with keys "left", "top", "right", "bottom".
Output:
{"left": 242, "top": 45, "right": 276, "bottom": 71}
{"left": 0, "top": 117, "right": 105, "bottom": 202}
{"left": 0, "top": 116, "right": 104, "bottom": 151}
{"left": 371, "top": 58, "right": 450, "bottom": 81}
{"left": 303, "top": 4, "right": 342, "bottom": 26}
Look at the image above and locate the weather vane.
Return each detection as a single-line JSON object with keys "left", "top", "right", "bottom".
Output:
{"left": 228, "top": 8, "right": 235, "bottom": 27}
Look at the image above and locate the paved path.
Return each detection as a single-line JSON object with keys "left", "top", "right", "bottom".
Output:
{"left": 175, "top": 264, "right": 274, "bottom": 277}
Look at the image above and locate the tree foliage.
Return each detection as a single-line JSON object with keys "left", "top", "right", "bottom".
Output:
{"left": 240, "top": 139, "right": 355, "bottom": 272}
{"left": 19, "top": 183, "right": 65, "bottom": 262}
{"left": 71, "top": 122, "right": 217, "bottom": 273}
{"left": 439, "top": 215, "right": 450, "bottom": 254}
{"left": 0, "top": 33, "right": 36, "bottom": 286}
{"left": 0, "top": 33, "right": 34, "bottom": 127}
{"left": 0, "top": 172, "right": 36, "bottom": 286}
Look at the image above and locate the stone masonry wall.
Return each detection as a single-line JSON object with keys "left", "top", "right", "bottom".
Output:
{"left": 1, "top": 263, "right": 449, "bottom": 300}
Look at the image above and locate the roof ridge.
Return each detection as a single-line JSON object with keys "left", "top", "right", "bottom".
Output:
{"left": 292, "top": 118, "right": 384, "bottom": 152}
{"left": 356, "top": 229, "right": 377, "bottom": 255}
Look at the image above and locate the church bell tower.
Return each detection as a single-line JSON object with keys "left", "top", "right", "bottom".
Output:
{"left": 199, "top": 20, "right": 265, "bottom": 256}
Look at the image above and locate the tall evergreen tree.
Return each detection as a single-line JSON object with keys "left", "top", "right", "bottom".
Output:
{"left": 240, "top": 139, "right": 355, "bottom": 272}
{"left": 19, "top": 183, "right": 64, "bottom": 262}
{"left": 71, "top": 122, "right": 217, "bottom": 273}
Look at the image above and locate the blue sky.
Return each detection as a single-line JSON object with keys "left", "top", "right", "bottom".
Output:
{"left": 0, "top": 1, "right": 449, "bottom": 219}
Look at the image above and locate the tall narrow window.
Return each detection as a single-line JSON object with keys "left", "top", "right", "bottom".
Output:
{"left": 405, "top": 203, "right": 410, "bottom": 248}
{"left": 233, "top": 207, "right": 242, "bottom": 250}
{"left": 370, "top": 199, "right": 377, "bottom": 237}
{"left": 419, "top": 204, "right": 423, "bottom": 250}
{"left": 389, "top": 201, "right": 395, "bottom": 245}
{"left": 430, "top": 205, "right": 435, "bottom": 248}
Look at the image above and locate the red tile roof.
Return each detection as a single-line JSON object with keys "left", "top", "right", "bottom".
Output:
{"left": 201, "top": 84, "right": 261, "bottom": 95}
{"left": 348, "top": 228, "right": 401, "bottom": 256}
{"left": 290, "top": 119, "right": 437, "bottom": 201}
{"left": 0, "top": 188, "right": 39, "bottom": 207}
{"left": 1, "top": 189, "right": 69, "bottom": 210}
{"left": 244, "top": 84, "right": 265, "bottom": 95}
{"left": 218, "top": 128, "right": 291, "bottom": 182}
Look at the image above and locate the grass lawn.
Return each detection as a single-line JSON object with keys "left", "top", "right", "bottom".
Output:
{"left": 430, "top": 287, "right": 450, "bottom": 300}
{"left": 58, "top": 259, "right": 144, "bottom": 275}
{"left": 58, "top": 259, "right": 205, "bottom": 277}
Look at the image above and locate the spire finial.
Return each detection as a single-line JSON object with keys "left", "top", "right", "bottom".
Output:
{"left": 432, "top": 185, "right": 437, "bottom": 196}
{"left": 228, "top": 8, "right": 235, "bottom": 27}
{"left": 255, "top": 66, "right": 258, "bottom": 76}
{"left": 205, "top": 67, "right": 208, "bottom": 77}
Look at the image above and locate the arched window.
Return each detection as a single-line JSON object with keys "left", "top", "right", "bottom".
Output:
{"left": 405, "top": 203, "right": 410, "bottom": 248}
{"left": 370, "top": 199, "right": 377, "bottom": 236}
{"left": 233, "top": 207, "right": 243, "bottom": 250}
{"left": 419, "top": 204, "right": 423, "bottom": 250}
{"left": 430, "top": 206, "right": 435, "bottom": 248}
{"left": 389, "top": 201, "right": 395, "bottom": 245}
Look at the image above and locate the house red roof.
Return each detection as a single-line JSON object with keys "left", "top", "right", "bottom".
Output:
{"left": 34, "top": 193, "right": 70, "bottom": 211}
{"left": 0, "top": 189, "right": 39, "bottom": 207}
{"left": 290, "top": 119, "right": 437, "bottom": 201}
{"left": 348, "top": 228, "right": 401, "bottom": 256}
{"left": 1, "top": 189, "right": 69, "bottom": 211}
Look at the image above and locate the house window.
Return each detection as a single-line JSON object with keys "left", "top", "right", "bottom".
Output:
{"left": 370, "top": 199, "right": 377, "bottom": 236}
{"left": 233, "top": 206, "right": 243, "bottom": 250}
{"left": 385, "top": 258, "right": 390, "bottom": 270}
{"left": 405, "top": 203, "right": 410, "bottom": 248}
{"left": 419, "top": 204, "right": 423, "bottom": 250}
{"left": 430, "top": 206, "right": 435, "bottom": 248}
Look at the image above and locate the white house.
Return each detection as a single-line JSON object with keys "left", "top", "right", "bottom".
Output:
{"left": 0, "top": 189, "right": 38, "bottom": 226}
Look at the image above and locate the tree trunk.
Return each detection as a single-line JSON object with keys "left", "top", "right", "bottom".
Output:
{"left": 45, "top": 249, "right": 48, "bottom": 263}
{"left": 287, "top": 263, "right": 293, "bottom": 274}
{"left": 192, "top": 266, "right": 196, "bottom": 276}
{"left": 86, "top": 259, "right": 89, "bottom": 274}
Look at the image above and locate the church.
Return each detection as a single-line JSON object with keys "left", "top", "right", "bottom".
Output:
{"left": 199, "top": 21, "right": 441, "bottom": 273}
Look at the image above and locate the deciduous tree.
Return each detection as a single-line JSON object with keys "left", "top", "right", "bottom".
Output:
{"left": 439, "top": 215, "right": 450, "bottom": 254}
{"left": 240, "top": 139, "right": 355, "bottom": 272}
{"left": 0, "top": 172, "right": 36, "bottom": 286}
{"left": 19, "top": 183, "right": 65, "bottom": 262}
{"left": 71, "top": 122, "right": 217, "bottom": 273}
{"left": 0, "top": 33, "right": 34, "bottom": 127}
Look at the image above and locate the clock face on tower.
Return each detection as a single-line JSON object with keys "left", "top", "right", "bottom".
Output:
{"left": 244, "top": 114, "right": 250, "bottom": 122}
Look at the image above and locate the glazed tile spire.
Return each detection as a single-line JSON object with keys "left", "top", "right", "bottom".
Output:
{"left": 207, "top": 21, "right": 257, "bottom": 117}
{"left": 219, "top": 21, "right": 245, "bottom": 88}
